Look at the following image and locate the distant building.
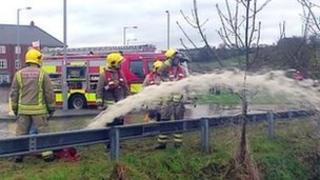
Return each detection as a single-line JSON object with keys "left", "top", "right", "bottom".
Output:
{"left": 0, "top": 23, "right": 64, "bottom": 85}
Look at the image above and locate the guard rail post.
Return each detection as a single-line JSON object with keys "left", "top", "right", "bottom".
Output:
{"left": 267, "top": 111, "right": 275, "bottom": 139}
{"left": 200, "top": 118, "right": 210, "bottom": 153}
{"left": 109, "top": 127, "right": 120, "bottom": 161}
{"left": 29, "top": 135, "right": 37, "bottom": 153}
{"left": 288, "top": 111, "right": 293, "bottom": 120}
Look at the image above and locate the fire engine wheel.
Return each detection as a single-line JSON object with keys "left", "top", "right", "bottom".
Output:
{"left": 70, "top": 94, "right": 87, "bottom": 110}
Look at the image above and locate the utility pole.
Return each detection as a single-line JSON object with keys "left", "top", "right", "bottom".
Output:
{"left": 127, "top": 38, "right": 137, "bottom": 45}
{"left": 62, "top": 0, "right": 68, "bottom": 110}
{"left": 16, "top": 7, "right": 32, "bottom": 64}
{"left": 165, "top": 10, "right": 170, "bottom": 49}
{"left": 123, "top": 27, "right": 127, "bottom": 46}
{"left": 123, "top": 26, "right": 138, "bottom": 45}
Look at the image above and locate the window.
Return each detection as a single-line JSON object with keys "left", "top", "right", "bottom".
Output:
{"left": 0, "top": 59, "right": 7, "bottom": 69}
{"left": 129, "top": 60, "right": 144, "bottom": 79}
{"left": 66, "top": 67, "right": 86, "bottom": 79}
{"left": 148, "top": 61, "right": 154, "bottom": 71}
{"left": 15, "top": 46, "right": 21, "bottom": 54}
{"left": 0, "top": 74, "right": 10, "bottom": 84}
{"left": 0, "top": 46, "right": 5, "bottom": 54}
{"left": 15, "top": 59, "right": 21, "bottom": 69}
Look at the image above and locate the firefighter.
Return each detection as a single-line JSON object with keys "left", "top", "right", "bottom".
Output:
{"left": 142, "top": 60, "right": 165, "bottom": 122}
{"left": 155, "top": 48, "right": 187, "bottom": 149}
{"left": 10, "top": 48, "right": 55, "bottom": 162}
{"left": 143, "top": 60, "right": 164, "bottom": 86}
{"left": 96, "top": 52, "right": 129, "bottom": 126}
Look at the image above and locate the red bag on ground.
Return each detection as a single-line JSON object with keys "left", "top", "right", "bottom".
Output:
{"left": 54, "top": 147, "right": 80, "bottom": 161}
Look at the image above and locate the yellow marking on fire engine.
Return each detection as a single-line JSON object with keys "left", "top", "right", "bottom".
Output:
{"left": 56, "top": 93, "right": 63, "bottom": 102}
{"left": 130, "top": 83, "right": 143, "bottom": 94}
{"left": 42, "top": 65, "right": 56, "bottom": 73}
{"left": 69, "top": 89, "right": 86, "bottom": 94}
{"left": 85, "top": 93, "right": 96, "bottom": 102}
{"left": 99, "top": 66, "right": 105, "bottom": 73}
{"left": 69, "top": 61, "right": 86, "bottom": 66}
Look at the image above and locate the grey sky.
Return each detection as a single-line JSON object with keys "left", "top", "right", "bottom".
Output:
{"left": 0, "top": 0, "right": 317, "bottom": 50}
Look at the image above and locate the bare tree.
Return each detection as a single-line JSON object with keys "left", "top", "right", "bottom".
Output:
{"left": 298, "top": 0, "right": 320, "bottom": 35}
{"left": 178, "top": 0, "right": 224, "bottom": 67}
{"left": 176, "top": 21, "right": 198, "bottom": 49}
{"left": 279, "top": 21, "right": 286, "bottom": 40}
{"left": 216, "top": 0, "right": 271, "bottom": 178}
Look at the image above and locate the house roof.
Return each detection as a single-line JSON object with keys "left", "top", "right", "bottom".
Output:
{"left": 0, "top": 24, "right": 64, "bottom": 47}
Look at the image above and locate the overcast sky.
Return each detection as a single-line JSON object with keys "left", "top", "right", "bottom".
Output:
{"left": 0, "top": 0, "right": 318, "bottom": 50}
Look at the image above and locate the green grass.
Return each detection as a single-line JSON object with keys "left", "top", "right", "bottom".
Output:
{"left": 251, "top": 136, "right": 309, "bottom": 180}
{"left": 1, "top": 119, "right": 319, "bottom": 179}
{"left": 189, "top": 56, "right": 245, "bottom": 72}
{"left": 248, "top": 119, "right": 318, "bottom": 180}
{"left": 0, "top": 127, "right": 238, "bottom": 180}
{"left": 196, "top": 91, "right": 292, "bottom": 106}
{"left": 196, "top": 91, "right": 241, "bottom": 105}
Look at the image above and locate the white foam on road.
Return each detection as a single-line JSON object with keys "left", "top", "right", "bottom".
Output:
{"left": 87, "top": 70, "right": 319, "bottom": 129}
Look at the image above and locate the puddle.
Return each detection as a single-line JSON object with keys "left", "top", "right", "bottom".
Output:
{"left": 0, "top": 104, "right": 233, "bottom": 138}
{"left": 0, "top": 103, "right": 298, "bottom": 139}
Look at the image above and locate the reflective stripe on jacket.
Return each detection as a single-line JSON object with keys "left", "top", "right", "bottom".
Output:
{"left": 96, "top": 68, "right": 129, "bottom": 103}
{"left": 142, "top": 72, "right": 163, "bottom": 87}
{"left": 17, "top": 70, "right": 47, "bottom": 114}
{"left": 10, "top": 65, "right": 55, "bottom": 115}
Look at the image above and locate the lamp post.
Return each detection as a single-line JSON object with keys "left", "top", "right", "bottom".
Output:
{"left": 16, "top": 6, "right": 32, "bottom": 62}
{"left": 127, "top": 38, "right": 137, "bottom": 45}
{"left": 123, "top": 26, "right": 138, "bottom": 45}
{"left": 165, "top": 10, "right": 170, "bottom": 49}
{"left": 62, "top": 0, "right": 68, "bottom": 110}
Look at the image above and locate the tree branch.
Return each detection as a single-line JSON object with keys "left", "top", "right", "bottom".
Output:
{"left": 176, "top": 21, "right": 198, "bottom": 49}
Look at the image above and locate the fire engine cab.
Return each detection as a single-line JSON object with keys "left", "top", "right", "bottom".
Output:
{"left": 42, "top": 53, "right": 166, "bottom": 109}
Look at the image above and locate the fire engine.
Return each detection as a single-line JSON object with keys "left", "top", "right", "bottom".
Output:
{"left": 42, "top": 52, "right": 166, "bottom": 109}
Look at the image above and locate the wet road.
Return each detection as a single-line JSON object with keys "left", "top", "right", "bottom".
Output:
{"left": 0, "top": 104, "right": 227, "bottom": 138}
{"left": 0, "top": 104, "right": 297, "bottom": 139}
{"left": 0, "top": 87, "right": 10, "bottom": 114}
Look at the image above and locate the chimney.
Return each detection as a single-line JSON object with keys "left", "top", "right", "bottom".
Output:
{"left": 30, "top": 21, "right": 35, "bottom": 26}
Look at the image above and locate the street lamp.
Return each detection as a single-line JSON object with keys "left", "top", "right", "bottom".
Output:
{"left": 62, "top": 0, "right": 68, "bottom": 110}
{"left": 127, "top": 38, "right": 137, "bottom": 45}
{"left": 165, "top": 10, "right": 170, "bottom": 49}
{"left": 123, "top": 26, "right": 138, "bottom": 45}
{"left": 16, "top": 6, "right": 32, "bottom": 62}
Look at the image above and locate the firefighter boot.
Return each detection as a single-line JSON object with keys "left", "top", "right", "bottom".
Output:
{"left": 14, "top": 155, "right": 24, "bottom": 163}
{"left": 154, "top": 144, "right": 166, "bottom": 150}
{"left": 174, "top": 133, "right": 183, "bottom": 149}
{"left": 155, "top": 134, "right": 168, "bottom": 150}
{"left": 42, "top": 151, "right": 55, "bottom": 162}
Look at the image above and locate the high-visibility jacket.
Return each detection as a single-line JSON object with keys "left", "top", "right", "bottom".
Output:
{"left": 168, "top": 66, "right": 186, "bottom": 81}
{"left": 143, "top": 72, "right": 164, "bottom": 87}
{"left": 166, "top": 64, "right": 186, "bottom": 103}
{"left": 96, "top": 67, "right": 129, "bottom": 104}
{"left": 10, "top": 65, "right": 55, "bottom": 115}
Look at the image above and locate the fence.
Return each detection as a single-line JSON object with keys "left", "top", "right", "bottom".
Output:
{"left": 0, "top": 110, "right": 311, "bottom": 161}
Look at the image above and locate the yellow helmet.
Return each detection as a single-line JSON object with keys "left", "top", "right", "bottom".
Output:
{"left": 106, "top": 52, "right": 124, "bottom": 68}
{"left": 165, "top": 48, "right": 177, "bottom": 58}
{"left": 25, "top": 48, "right": 43, "bottom": 66}
{"left": 153, "top": 60, "right": 163, "bottom": 71}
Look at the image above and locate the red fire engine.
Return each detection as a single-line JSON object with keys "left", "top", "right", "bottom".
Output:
{"left": 42, "top": 52, "right": 166, "bottom": 109}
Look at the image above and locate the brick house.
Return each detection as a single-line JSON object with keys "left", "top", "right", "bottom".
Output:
{"left": 0, "top": 23, "right": 63, "bottom": 85}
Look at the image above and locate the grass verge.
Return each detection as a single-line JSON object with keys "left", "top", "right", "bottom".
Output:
{"left": 1, "top": 119, "right": 319, "bottom": 179}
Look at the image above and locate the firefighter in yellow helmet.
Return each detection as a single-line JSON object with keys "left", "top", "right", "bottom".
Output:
{"left": 153, "top": 48, "right": 188, "bottom": 149}
{"left": 142, "top": 60, "right": 166, "bottom": 123}
{"left": 9, "top": 48, "right": 55, "bottom": 162}
{"left": 96, "top": 52, "right": 129, "bottom": 126}
{"left": 143, "top": 60, "right": 164, "bottom": 87}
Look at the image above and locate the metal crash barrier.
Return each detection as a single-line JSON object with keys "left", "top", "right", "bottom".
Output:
{"left": 0, "top": 110, "right": 312, "bottom": 160}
